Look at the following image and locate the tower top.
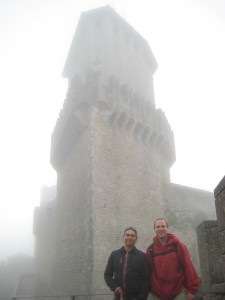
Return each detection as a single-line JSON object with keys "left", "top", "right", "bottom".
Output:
{"left": 62, "top": 5, "right": 158, "bottom": 79}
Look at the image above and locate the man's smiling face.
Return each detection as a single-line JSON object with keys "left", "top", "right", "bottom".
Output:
{"left": 154, "top": 219, "right": 168, "bottom": 239}
{"left": 123, "top": 229, "right": 137, "bottom": 248}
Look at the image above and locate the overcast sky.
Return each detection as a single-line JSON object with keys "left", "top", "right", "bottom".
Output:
{"left": 0, "top": 0, "right": 224, "bottom": 261}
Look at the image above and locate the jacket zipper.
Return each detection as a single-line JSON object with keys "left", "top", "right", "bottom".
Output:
{"left": 123, "top": 252, "right": 129, "bottom": 297}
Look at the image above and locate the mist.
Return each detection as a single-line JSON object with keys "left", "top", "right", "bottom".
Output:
{"left": 0, "top": 0, "right": 224, "bottom": 268}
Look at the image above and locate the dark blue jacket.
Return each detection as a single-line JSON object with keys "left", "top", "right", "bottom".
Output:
{"left": 104, "top": 246, "right": 150, "bottom": 300}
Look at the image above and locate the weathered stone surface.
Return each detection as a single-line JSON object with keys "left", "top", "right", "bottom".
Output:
{"left": 211, "top": 283, "right": 225, "bottom": 294}
{"left": 214, "top": 176, "right": 225, "bottom": 198}
{"left": 215, "top": 192, "right": 225, "bottom": 232}
{"left": 197, "top": 175, "right": 225, "bottom": 299}
{"left": 168, "top": 186, "right": 216, "bottom": 272}
{"left": 197, "top": 220, "right": 223, "bottom": 296}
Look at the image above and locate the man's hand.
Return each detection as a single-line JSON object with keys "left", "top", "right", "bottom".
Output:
{"left": 114, "top": 287, "right": 124, "bottom": 300}
{"left": 187, "top": 292, "right": 195, "bottom": 300}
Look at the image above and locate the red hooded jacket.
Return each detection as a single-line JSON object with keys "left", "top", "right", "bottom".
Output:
{"left": 146, "top": 233, "right": 199, "bottom": 300}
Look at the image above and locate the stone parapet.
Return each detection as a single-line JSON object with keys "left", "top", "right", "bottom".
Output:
{"left": 197, "top": 220, "right": 223, "bottom": 293}
{"left": 197, "top": 175, "right": 225, "bottom": 299}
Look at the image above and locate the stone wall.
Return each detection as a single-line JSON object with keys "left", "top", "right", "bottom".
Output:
{"left": 33, "top": 186, "right": 56, "bottom": 295}
{"left": 197, "top": 175, "right": 225, "bottom": 299}
{"left": 0, "top": 253, "right": 35, "bottom": 298}
{"left": 167, "top": 183, "right": 216, "bottom": 273}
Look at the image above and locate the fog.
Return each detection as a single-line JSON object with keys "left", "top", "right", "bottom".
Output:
{"left": 0, "top": 0, "right": 225, "bottom": 261}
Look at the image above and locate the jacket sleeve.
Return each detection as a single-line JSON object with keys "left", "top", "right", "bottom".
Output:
{"left": 137, "top": 254, "right": 150, "bottom": 300}
{"left": 178, "top": 242, "right": 199, "bottom": 294}
{"left": 104, "top": 252, "right": 118, "bottom": 292}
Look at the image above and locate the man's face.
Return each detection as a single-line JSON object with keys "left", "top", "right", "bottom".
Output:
{"left": 154, "top": 219, "right": 168, "bottom": 239}
{"left": 123, "top": 229, "right": 137, "bottom": 248}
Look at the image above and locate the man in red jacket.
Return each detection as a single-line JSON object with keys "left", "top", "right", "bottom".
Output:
{"left": 146, "top": 218, "right": 199, "bottom": 300}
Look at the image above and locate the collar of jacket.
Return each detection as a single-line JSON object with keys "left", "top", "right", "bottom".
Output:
{"left": 120, "top": 246, "right": 137, "bottom": 253}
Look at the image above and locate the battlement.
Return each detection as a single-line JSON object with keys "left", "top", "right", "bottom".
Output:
{"left": 51, "top": 70, "right": 175, "bottom": 170}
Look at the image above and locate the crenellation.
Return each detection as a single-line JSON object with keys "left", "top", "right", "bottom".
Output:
{"left": 53, "top": 66, "right": 175, "bottom": 171}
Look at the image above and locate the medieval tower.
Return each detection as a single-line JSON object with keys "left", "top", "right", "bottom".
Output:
{"left": 33, "top": 6, "right": 215, "bottom": 297}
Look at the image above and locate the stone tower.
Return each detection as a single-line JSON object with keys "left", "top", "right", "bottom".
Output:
{"left": 50, "top": 5, "right": 175, "bottom": 296}
{"left": 38, "top": 5, "right": 215, "bottom": 297}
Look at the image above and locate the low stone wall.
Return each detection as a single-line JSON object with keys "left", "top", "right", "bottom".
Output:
{"left": 197, "top": 175, "right": 225, "bottom": 299}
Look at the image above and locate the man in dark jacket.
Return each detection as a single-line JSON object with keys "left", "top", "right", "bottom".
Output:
{"left": 104, "top": 227, "right": 150, "bottom": 300}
